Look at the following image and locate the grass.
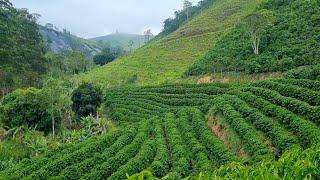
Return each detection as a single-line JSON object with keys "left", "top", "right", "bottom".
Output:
{"left": 76, "top": 0, "right": 265, "bottom": 89}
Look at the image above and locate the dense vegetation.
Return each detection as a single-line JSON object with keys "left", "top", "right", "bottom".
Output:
{"left": 188, "top": 0, "right": 320, "bottom": 75}
{"left": 0, "top": 0, "right": 47, "bottom": 94}
{"left": 0, "top": 0, "right": 95, "bottom": 96}
{"left": 158, "top": 0, "right": 214, "bottom": 37}
{"left": 2, "top": 67, "right": 319, "bottom": 179}
{"left": 93, "top": 46, "right": 126, "bottom": 66}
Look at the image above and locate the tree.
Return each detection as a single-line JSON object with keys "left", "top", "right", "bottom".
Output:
{"left": 40, "top": 78, "right": 71, "bottom": 138}
{"left": 0, "top": 1, "right": 47, "bottom": 92}
{"left": 71, "top": 83, "right": 103, "bottom": 118}
{"left": 183, "top": 0, "right": 193, "bottom": 21}
{"left": 93, "top": 46, "right": 125, "bottom": 66}
{"left": 0, "top": 0, "right": 12, "bottom": 10}
{"left": 144, "top": 29, "right": 153, "bottom": 42}
{"left": 93, "top": 49, "right": 115, "bottom": 66}
{"left": 243, "top": 10, "right": 274, "bottom": 55}
{"left": 128, "top": 40, "right": 134, "bottom": 52}
{"left": 0, "top": 88, "right": 52, "bottom": 133}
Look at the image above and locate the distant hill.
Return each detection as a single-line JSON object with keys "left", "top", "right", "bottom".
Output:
{"left": 90, "top": 33, "right": 147, "bottom": 51}
{"left": 77, "top": 0, "right": 264, "bottom": 88}
{"left": 39, "top": 25, "right": 102, "bottom": 57}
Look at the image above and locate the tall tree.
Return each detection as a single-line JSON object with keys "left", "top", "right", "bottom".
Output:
{"left": 0, "top": 0, "right": 47, "bottom": 94}
{"left": 243, "top": 10, "right": 274, "bottom": 55}
{"left": 144, "top": 29, "right": 153, "bottom": 42}
{"left": 40, "top": 78, "right": 71, "bottom": 138}
{"left": 71, "top": 83, "right": 103, "bottom": 118}
{"left": 183, "top": 0, "right": 193, "bottom": 21}
{"left": 128, "top": 40, "right": 134, "bottom": 52}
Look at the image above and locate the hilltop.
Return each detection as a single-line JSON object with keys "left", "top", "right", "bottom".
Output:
{"left": 77, "top": 0, "right": 264, "bottom": 88}
{"left": 90, "top": 33, "right": 147, "bottom": 51}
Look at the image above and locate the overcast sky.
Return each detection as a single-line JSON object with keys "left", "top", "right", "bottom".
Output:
{"left": 11, "top": 0, "right": 200, "bottom": 38}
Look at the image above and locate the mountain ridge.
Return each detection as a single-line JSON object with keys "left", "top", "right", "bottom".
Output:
{"left": 39, "top": 25, "right": 102, "bottom": 57}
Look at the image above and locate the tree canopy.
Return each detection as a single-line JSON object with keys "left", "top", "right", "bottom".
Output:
{"left": 0, "top": 0, "right": 47, "bottom": 94}
{"left": 71, "top": 83, "right": 103, "bottom": 118}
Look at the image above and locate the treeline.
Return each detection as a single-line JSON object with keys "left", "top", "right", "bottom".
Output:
{"left": 158, "top": 0, "right": 214, "bottom": 37}
{"left": 188, "top": 0, "right": 320, "bottom": 75}
{"left": 0, "top": 0, "right": 94, "bottom": 96}
{"left": 0, "top": 0, "right": 47, "bottom": 94}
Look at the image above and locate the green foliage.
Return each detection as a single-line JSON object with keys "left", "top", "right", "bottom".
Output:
{"left": 45, "top": 51, "right": 91, "bottom": 78}
{"left": 188, "top": 0, "right": 320, "bottom": 75}
{"left": 159, "top": 0, "right": 213, "bottom": 37}
{"left": 212, "top": 97, "right": 274, "bottom": 162}
{"left": 93, "top": 47, "right": 125, "bottom": 66}
{"left": 1, "top": 78, "right": 320, "bottom": 179}
{"left": 0, "top": 88, "right": 52, "bottom": 133}
{"left": 0, "top": 0, "right": 47, "bottom": 93}
{"left": 284, "top": 65, "right": 320, "bottom": 80}
{"left": 71, "top": 83, "right": 103, "bottom": 118}
{"left": 0, "top": 139, "right": 30, "bottom": 161}
{"left": 193, "top": 144, "right": 320, "bottom": 180}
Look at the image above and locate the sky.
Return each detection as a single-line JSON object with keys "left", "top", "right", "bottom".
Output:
{"left": 11, "top": 0, "right": 200, "bottom": 39}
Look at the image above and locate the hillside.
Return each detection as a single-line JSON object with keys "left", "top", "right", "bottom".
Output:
{"left": 77, "top": 0, "right": 264, "bottom": 88}
{"left": 1, "top": 68, "right": 319, "bottom": 179}
{"left": 90, "top": 33, "right": 146, "bottom": 51}
{"left": 188, "top": 0, "right": 320, "bottom": 75}
{"left": 40, "top": 25, "right": 102, "bottom": 57}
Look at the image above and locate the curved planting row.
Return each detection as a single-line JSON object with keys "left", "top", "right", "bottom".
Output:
{"left": 2, "top": 129, "right": 123, "bottom": 180}
{"left": 79, "top": 120, "right": 154, "bottom": 179}
{"left": 0, "top": 132, "right": 111, "bottom": 179}
{"left": 242, "top": 87, "right": 320, "bottom": 125}
{"left": 220, "top": 95, "right": 298, "bottom": 153}
{"left": 275, "top": 79, "right": 320, "bottom": 91}
{"left": 2, "top": 78, "right": 319, "bottom": 179}
{"left": 186, "top": 108, "right": 237, "bottom": 166}
{"left": 252, "top": 81, "right": 320, "bottom": 106}
{"left": 24, "top": 130, "right": 123, "bottom": 180}
{"left": 176, "top": 110, "right": 213, "bottom": 173}
{"left": 229, "top": 90, "right": 320, "bottom": 147}
{"left": 212, "top": 97, "right": 274, "bottom": 162}
{"left": 164, "top": 113, "right": 192, "bottom": 178}
{"left": 52, "top": 126, "right": 138, "bottom": 179}
{"left": 108, "top": 139, "right": 156, "bottom": 180}
{"left": 284, "top": 65, "right": 320, "bottom": 80}
{"left": 150, "top": 119, "right": 170, "bottom": 178}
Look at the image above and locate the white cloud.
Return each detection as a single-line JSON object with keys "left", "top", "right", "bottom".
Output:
{"left": 11, "top": 0, "right": 200, "bottom": 38}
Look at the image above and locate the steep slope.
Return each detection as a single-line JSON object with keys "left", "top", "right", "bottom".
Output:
{"left": 90, "top": 33, "right": 146, "bottom": 51}
{"left": 188, "top": 0, "right": 320, "bottom": 75}
{"left": 77, "top": 0, "right": 264, "bottom": 89}
{"left": 40, "top": 26, "right": 101, "bottom": 57}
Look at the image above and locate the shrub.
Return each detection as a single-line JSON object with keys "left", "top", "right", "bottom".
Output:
{"left": 0, "top": 88, "right": 52, "bottom": 133}
{"left": 71, "top": 83, "right": 103, "bottom": 118}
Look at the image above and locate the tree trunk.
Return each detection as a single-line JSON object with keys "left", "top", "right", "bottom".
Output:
{"left": 52, "top": 115, "right": 55, "bottom": 139}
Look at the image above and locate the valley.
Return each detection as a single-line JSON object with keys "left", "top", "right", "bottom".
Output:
{"left": 0, "top": 0, "right": 319, "bottom": 179}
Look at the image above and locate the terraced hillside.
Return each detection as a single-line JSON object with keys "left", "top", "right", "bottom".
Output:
{"left": 77, "top": 0, "right": 264, "bottom": 88}
{"left": 2, "top": 69, "right": 319, "bottom": 179}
